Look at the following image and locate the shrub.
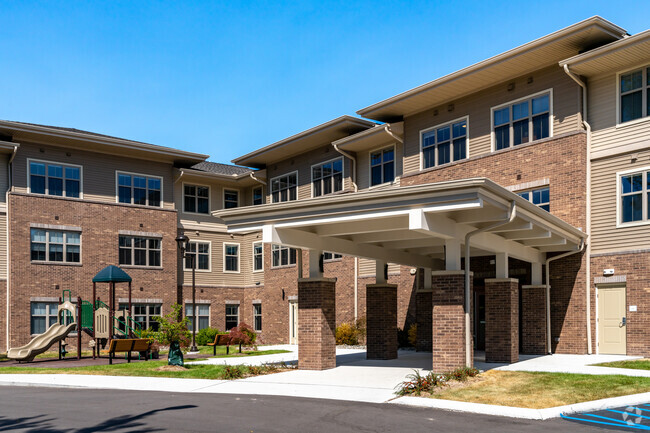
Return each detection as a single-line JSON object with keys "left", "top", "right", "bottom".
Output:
{"left": 151, "top": 304, "right": 191, "bottom": 348}
{"left": 335, "top": 322, "right": 358, "bottom": 345}
{"left": 354, "top": 316, "right": 367, "bottom": 344}
{"left": 196, "top": 327, "right": 220, "bottom": 346}
{"left": 395, "top": 367, "right": 481, "bottom": 396}
{"left": 222, "top": 365, "right": 245, "bottom": 379}
{"left": 407, "top": 324, "right": 417, "bottom": 347}
{"left": 450, "top": 366, "right": 480, "bottom": 382}
{"left": 228, "top": 322, "right": 257, "bottom": 352}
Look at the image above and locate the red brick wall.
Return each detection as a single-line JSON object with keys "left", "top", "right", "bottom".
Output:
{"left": 366, "top": 284, "right": 398, "bottom": 359}
{"left": 298, "top": 278, "right": 336, "bottom": 370}
{"left": 521, "top": 285, "right": 547, "bottom": 354}
{"left": 485, "top": 278, "right": 519, "bottom": 362}
{"left": 432, "top": 272, "right": 471, "bottom": 371}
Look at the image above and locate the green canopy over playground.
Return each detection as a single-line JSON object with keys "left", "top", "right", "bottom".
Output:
{"left": 92, "top": 265, "right": 132, "bottom": 283}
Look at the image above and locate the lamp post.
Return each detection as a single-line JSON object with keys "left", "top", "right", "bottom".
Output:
{"left": 176, "top": 234, "right": 198, "bottom": 352}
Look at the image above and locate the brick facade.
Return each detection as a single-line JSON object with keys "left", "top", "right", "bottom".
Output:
{"left": 521, "top": 285, "right": 547, "bottom": 354}
{"left": 366, "top": 283, "right": 398, "bottom": 360}
{"left": 485, "top": 278, "right": 519, "bottom": 363}
{"left": 297, "top": 278, "right": 336, "bottom": 370}
{"left": 415, "top": 290, "right": 432, "bottom": 351}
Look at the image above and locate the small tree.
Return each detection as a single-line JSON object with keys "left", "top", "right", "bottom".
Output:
{"left": 228, "top": 322, "right": 257, "bottom": 353}
{"left": 151, "top": 303, "right": 191, "bottom": 366}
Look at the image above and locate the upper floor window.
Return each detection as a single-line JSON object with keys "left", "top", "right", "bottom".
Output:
{"left": 185, "top": 241, "right": 210, "bottom": 271}
{"left": 492, "top": 91, "right": 551, "bottom": 151}
{"left": 323, "top": 252, "right": 342, "bottom": 261}
{"left": 224, "top": 189, "right": 239, "bottom": 209}
{"left": 370, "top": 147, "right": 395, "bottom": 186}
{"left": 619, "top": 169, "right": 650, "bottom": 224}
{"left": 31, "top": 228, "right": 80, "bottom": 263}
{"left": 253, "top": 187, "right": 264, "bottom": 205}
{"left": 620, "top": 67, "right": 650, "bottom": 124}
{"left": 224, "top": 243, "right": 240, "bottom": 272}
{"left": 119, "top": 235, "right": 161, "bottom": 267}
{"left": 183, "top": 184, "right": 209, "bottom": 214}
{"left": 421, "top": 118, "right": 468, "bottom": 169}
{"left": 271, "top": 172, "right": 297, "bottom": 203}
{"left": 312, "top": 158, "right": 343, "bottom": 197}
{"left": 117, "top": 172, "right": 162, "bottom": 207}
{"left": 517, "top": 187, "right": 550, "bottom": 212}
{"left": 272, "top": 244, "right": 296, "bottom": 267}
{"left": 253, "top": 242, "right": 263, "bottom": 272}
{"left": 29, "top": 160, "right": 81, "bottom": 198}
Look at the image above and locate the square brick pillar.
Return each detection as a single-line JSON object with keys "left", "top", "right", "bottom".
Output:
{"left": 432, "top": 271, "right": 472, "bottom": 372}
{"left": 298, "top": 278, "right": 336, "bottom": 370}
{"left": 416, "top": 290, "right": 432, "bottom": 351}
{"left": 366, "top": 283, "right": 398, "bottom": 360}
{"left": 521, "top": 285, "right": 547, "bottom": 354}
{"left": 485, "top": 278, "right": 519, "bottom": 363}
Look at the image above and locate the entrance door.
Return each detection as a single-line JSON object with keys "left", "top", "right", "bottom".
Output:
{"left": 598, "top": 285, "right": 626, "bottom": 355}
{"left": 289, "top": 301, "right": 298, "bottom": 345}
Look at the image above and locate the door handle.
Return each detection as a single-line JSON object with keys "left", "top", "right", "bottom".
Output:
{"left": 621, "top": 317, "right": 627, "bottom": 327}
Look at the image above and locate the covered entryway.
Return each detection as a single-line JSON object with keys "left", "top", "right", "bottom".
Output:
{"left": 597, "top": 284, "right": 627, "bottom": 355}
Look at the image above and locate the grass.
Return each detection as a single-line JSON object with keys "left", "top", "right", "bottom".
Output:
{"left": 430, "top": 370, "right": 650, "bottom": 409}
{"left": 594, "top": 359, "right": 650, "bottom": 370}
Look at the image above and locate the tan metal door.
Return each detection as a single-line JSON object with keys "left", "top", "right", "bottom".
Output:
{"left": 598, "top": 285, "right": 626, "bottom": 355}
{"left": 289, "top": 301, "right": 298, "bottom": 345}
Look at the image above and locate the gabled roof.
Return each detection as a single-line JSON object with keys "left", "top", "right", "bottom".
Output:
{"left": 191, "top": 161, "right": 253, "bottom": 176}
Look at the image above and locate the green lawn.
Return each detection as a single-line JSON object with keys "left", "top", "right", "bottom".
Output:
{"left": 594, "top": 359, "right": 650, "bottom": 370}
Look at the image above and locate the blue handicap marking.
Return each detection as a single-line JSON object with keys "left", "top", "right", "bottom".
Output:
{"left": 562, "top": 404, "right": 650, "bottom": 430}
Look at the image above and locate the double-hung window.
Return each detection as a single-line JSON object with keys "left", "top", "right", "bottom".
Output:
{"left": 421, "top": 118, "right": 468, "bottom": 169}
{"left": 272, "top": 244, "right": 296, "bottom": 267}
{"left": 253, "top": 304, "right": 262, "bottom": 331}
{"left": 118, "top": 236, "right": 161, "bottom": 267}
{"left": 224, "top": 189, "right": 239, "bottom": 209}
{"left": 619, "top": 66, "right": 650, "bottom": 124}
{"left": 270, "top": 172, "right": 297, "bottom": 203}
{"left": 183, "top": 184, "right": 209, "bottom": 214}
{"left": 30, "top": 229, "right": 80, "bottom": 263}
{"left": 29, "top": 160, "right": 81, "bottom": 198}
{"left": 30, "top": 302, "right": 58, "bottom": 334}
{"left": 312, "top": 158, "right": 343, "bottom": 197}
{"left": 225, "top": 304, "right": 239, "bottom": 330}
{"left": 370, "top": 147, "right": 395, "bottom": 186}
{"left": 185, "top": 241, "right": 210, "bottom": 271}
{"left": 253, "top": 242, "right": 263, "bottom": 272}
{"left": 253, "top": 187, "right": 264, "bottom": 205}
{"left": 517, "top": 187, "right": 550, "bottom": 212}
{"left": 323, "top": 252, "right": 342, "bottom": 261}
{"left": 619, "top": 169, "right": 650, "bottom": 224}
{"left": 120, "top": 303, "right": 161, "bottom": 331}
{"left": 117, "top": 172, "right": 162, "bottom": 207}
{"left": 493, "top": 92, "right": 551, "bottom": 150}
{"left": 224, "top": 243, "right": 240, "bottom": 272}
{"left": 185, "top": 304, "right": 210, "bottom": 331}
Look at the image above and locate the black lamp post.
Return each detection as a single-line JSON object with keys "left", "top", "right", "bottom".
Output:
{"left": 176, "top": 233, "right": 198, "bottom": 352}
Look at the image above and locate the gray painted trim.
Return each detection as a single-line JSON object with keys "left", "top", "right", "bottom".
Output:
{"left": 30, "top": 223, "right": 82, "bottom": 231}
{"left": 184, "top": 299, "right": 211, "bottom": 304}
{"left": 594, "top": 275, "right": 627, "bottom": 284}
{"left": 591, "top": 248, "right": 650, "bottom": 257}
{"left": 288, "top": 296, "right": 298, "bottom": 301}
{"left": 118, "top": 298, "right": 163, "bottom": 303}
{"left": 118, "top": 230, "right": 163, "bottom": 238}
{"left": 225, "top": 300, "right": 240, "bottom": 305}
{"left": 30, "top": 296, "right": 60, "bottom": 302}
{"left": 252, "top": 299, "right": 262, "bottom": 304}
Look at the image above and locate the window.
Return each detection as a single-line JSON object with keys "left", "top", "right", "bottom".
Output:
{"left": 517, "top": 187, "right": 550, "bottom": 212}
{"left": 253, "top": 304, "right": 262, "bottom": 331}
{"left": 421, "top": 118, "right": 468, "bottom": 169}
{"left": 619, "top": 66, "right": 650, "bottom": 124}
{"left": 224, "top": 189, "right": 239, "bottom": 209}
{"left": 272, "top": 244, "right": 297, "bottom": 267}
{"left": 493, "top": 92, "right": 551, "bottom": 150}
{"left": 312, "top": 158, "right": 343, "bottom": 197}
{"left": 117, "top": 172, "right": 162, "bottom": 207}
{"left": 120, "top": 303, "right": 161, "bottom": 331}
{"left": 185, "top": 304, "right": 210, "bottom": 331}
{"left": 185, "top": 241, "right": 210, "bottom": 271}
{"left": 619, "top": 169, "right": 650, "bottom": 224}
{"left": 31, "top": 302, "right": 58, "bottom": 334}
{"left": 270, "top": 172, "right": 297, "bottom": 203}
{"left": 253, "top": 187, "right": 264, "bottom": 205}
{"left": 183, "top": 184, "right": 209, "bottom": 214}
{"left": 323, "top": 252, "right": 342, "bottom": 261}
{"left": 118, "top": 236, "right": 161, "bottom": 267}
{"left": 253, "top": 242, "right": 263, "bottom": 272}
{"left": 224, "top": 243, "right": 239, "bottom": 272}
{"left": 370, "top": 147, "right": 395, "bottom": 186}
{"left": 30, "top": 229, "right": 80, "bottom": 263}
{"left": 29, "top": 160, "right": 81, "bottom": 198}
{"left": 225, "top": 304, "right": 239, "bottom": 330}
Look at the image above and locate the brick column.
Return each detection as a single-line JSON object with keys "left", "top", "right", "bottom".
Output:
{"left": 366, "top": 283, "right": 398, "bottom": 360}
{"left": 432, "top": 271, "right": 471, "bottom": 372}
{"left": 298, "top": 278, "right": 336, "bottom": 370}
{"left": 485, "top": 278, "right": 519, "bottom": 363}
{"left": 521, "top": 285, "right": 547, "bottom": 354}
{"left": 416, "top": 290, "right": 432, "bottom": 351}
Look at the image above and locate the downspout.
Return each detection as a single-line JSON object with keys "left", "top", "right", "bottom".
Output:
{"left": 545, "top": 239, "right": 585, "bottom": 354}
{"left": 174, "top": 170, "right": 184, "bottom": 184}
{"left": 249, "top": 172, "right": 267, "bottom": 186}
{"left": 354, "top": 257, "right": 358, "bottom": 321}
{"left": 384, "top": 124, "right": 403, "bottom": 144}
{"left": 564, "top": 64, "right": 593, "bottom": 355}
{"left": 333, "top": 143, "right": 358, "bottom": 192}
{"left": 464, "top": 201, "right": 516, "bottom": 366}
{"left": 5, "top": 145, "right": 16, "bottom": 352}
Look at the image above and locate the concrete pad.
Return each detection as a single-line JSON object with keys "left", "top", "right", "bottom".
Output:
{"left": 493, "top": 353, "right": 647, "bottom": 376}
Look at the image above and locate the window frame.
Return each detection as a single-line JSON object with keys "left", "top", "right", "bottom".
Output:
{"left": 118, "top": 235, "right": 163, "bottom": 268}
{"left": 30, "top": 228, "right": 82, "bottom": 265}
{"left": 225, "top": 304, "right": 239, "bottom": 330}
{"left": 323, "top": 251, "right": 342, "bottom": 262}
{"left": 119, "top": 303, "right": 162, "bottom": 331}
{"left": 617, "top": 165, "right": 650, "bottom": 228}
{"left": 27, "top": 158, "right": 83, "bottom": 199}
{"left": 516, "top": 186, "right": 550, "bottom": 212}
{"left": 182, "top": 182, "right": 211, "bottom": 215}
{"left": 115, "top": 170, "right": 164, "bottom": 208}
{"left": 270, "top": 171, "right": 298, "bottom": 203}
{"left": 616, "top": 63, "right": 650, "bottom": 128}
{"left": 185, "top": 303, "right": 210, "bottom": 331}
{"left": 419, "top": 116, "right": 470, "bottom": 170}
{"left": 368, "top": 145, "right": 396, "bottom": 188}
{"left": 30, "top": 301, "right": 59, "bottom": 335}
{"left": 490, "top": 89, "right": 554, "bottom": 152}
{"left": 252, "top": 186, "right": 264, "bottom": 205}
{"left": 253, "top": 303, "right": 262, "bottom": 332}
{"left": 223, "top": 188, "right": 240, "bottom": 209}
{"left": 271, "top": 244, "right": 297, "bottom": 268}
{"left": 311, "top": 156, "right": 344, "bottom": 198}
{"left": 252, "top": 241, "right": 264, "bottom": 272}
{"left": 184, "top": 240, "right": 211, "bottom": 272}
{"left": 223, "top": 242, "right": 240, "bottom": 273}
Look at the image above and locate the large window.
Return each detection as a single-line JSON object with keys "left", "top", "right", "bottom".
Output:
{"left": 517, "top": 187, "right": 550, "bottom": 212}
{"left": 119, "top": 236, "right": 161, "bottom": 267}
{"left": 493, "top": 92, "right": 551, "bottom": 150}
{"left": 619, "top": 66, "right": 650, "bottom": 124}
{"left": 224, "top": 243, "right": 240, "bottom": 272}
{"left": 29, "top": 160, "right": 81, "bottom": 198}
{"left": 619, "top": 169, "right": 650, "bottom": 224}
{"left": 312, "top": 158, "right": 343, "bottom": 197}
{"left": 270, "top": 172, "right": 297, "bottom": 203}
{"left": 253, "top": 242, "right": 263, "bottom": 272}
{"left": 183, "top": 184, "right": 209, "bottom": 214}
{"left": 120, "top": 303, "right": 161, "bottom": 331}
{"left": 272, "top": 244, "right": 296, "bottom": 267}
{"left": 253, "top": 187, "right": 264, "bottom": 205}
{"left": 30, "top": 229, "right": 80, "bottom": 263}
{"left": 370, "top": 147, "right": 395, "bottom": 186}
{"left": 225, "top": 304, "right": 239, "bottom": 330}
{"left": 31, "top": 302, "right": 58, "bottom": 334}
{"left": 117, "top": 172, "right": 162, "bottom": 207}
{"left": 185, "top": 241, "right": 210, "bottom": 271}
{"left": 224, "top": 189, "right": 239, "bottom": 209}
{"left": 253, "top": 304, "right": 262, "bottom": 331}
{"left": 421, "top": 118, "right": 468, "bottom": 169}
{"left": 185, "top": 304, "right": 210, "bottom": 331}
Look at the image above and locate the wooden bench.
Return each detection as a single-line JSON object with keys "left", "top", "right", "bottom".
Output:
{"left": 108, "top": 338, "right": 151, "bottom": 364}
{"left": 207, "top": 334, "right": 231, "bottom": 356}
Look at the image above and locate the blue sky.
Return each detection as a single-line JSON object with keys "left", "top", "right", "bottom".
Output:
{"left": 2, "top": 1, "right": 649, "bottom": 165}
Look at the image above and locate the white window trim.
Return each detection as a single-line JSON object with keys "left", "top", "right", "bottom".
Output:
{"left": 118, "top": 235, "right": 163, "bottom": 269}
{"left": 271, "top": 244, "right": 297, "bottom": 268}
{"left": 490, "top": 89, "right": 554, "bottom": 152}
{"left": 30, "top": 228, "right": 82, "bottom": 265}
{"left": 185, "top": 302, "right": 211, "bottom": 329}
{"left": 368, "top": 145, "right": 397, "bottom": 189}
{"left": 252, "top": 241, "right": 264, "bottom": 273}
{"left": 27, "top": 158, "right": 84, "bottom": 199}
{"left": 515, "top": 186, "right": 550, "bottom": 211}
{"left": 419, "top": 116, "right": 470, "bottom": 171}
{"left": 223, "top": 187, "right": 240, "bottom": 209}
{"left": 616, "top": 165, "right": 650, "bottom": 228}
{"left": 616, "top": 63, "right": 650, "bottom": 129}
{"left": 181, "top": 182, "right": 211, "bottom": 215}
{"left": 269, "top": 170, "right": 299, "bottom": 203}
{"left": 115, "top": 170, "right": 164, "bottom": 208}
{"left": 184, "top": 240, "right": 212, "bottom": 273}
{"left": 252, "top": 186, "right": 264, "bottom": 205}
{"left": 223, "top": 242, "right": 240, "bottom": 273}
{"left": 123, "top": 302, "right": 163, "bottom": 330}
{"left": 310, "top": 156, "right": 345, "bottom": 198}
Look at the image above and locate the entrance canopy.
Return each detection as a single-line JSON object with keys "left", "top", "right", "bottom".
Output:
{"left": 214, "top": 178, "right": 585, "bottom": 269}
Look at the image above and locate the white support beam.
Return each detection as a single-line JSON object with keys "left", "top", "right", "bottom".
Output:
{"left": 491, "top": 221, "right": 533, "bottom": 233}
{"left": 495, "top": 253, "right": 508, "bottom": 279}
{"left": 522, "top": 236, "right": 567, "bottom": 247}
{"left": 309, "top": 249, "right": 323, "bottom": 279}
{"left": 445, "top": 239, "right": 462, "bottom": 271}
{"left": 532, "top": 262, "right": 543, "bottom": 285}
{"left": 453, "top": 208, "right": 509, "bottom": 224}
{"left": 376, "top": 260, "right": 387, "bottom": 284}
{"left": 470, "top": 231, "right": 545, "bottom": 264}
{"left": 502, "top": 229, "right": 551, "bottom": 241}
{"left": 314, "top": 217, "right": 407, "bottom": 237}
{"left": 409, "top": 209, "right": 457, "bottom": 239}
{"left": 350, "top": 230, "right": 424, "bottom": 244}
{"left": 377, "top": 238, "right": 446, "bottom": 250}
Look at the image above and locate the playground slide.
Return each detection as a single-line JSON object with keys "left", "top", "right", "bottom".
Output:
{"left": 7, "top": 322, "right": 77, "bottom": 362}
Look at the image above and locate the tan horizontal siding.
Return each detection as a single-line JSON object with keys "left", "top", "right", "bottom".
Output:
{"left": 356, "top": 142, "right": 402, "bottom": 190}
{"left": 0, "top": 154, "right": 8, "bottom": 202}
{"left": 358, "top": 258, "right": 399, "bottom": 277}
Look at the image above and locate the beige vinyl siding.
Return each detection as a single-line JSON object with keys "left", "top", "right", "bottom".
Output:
{"left": 357, "top": 141, "right": 403, "bottom": 190}
{"left": 13, "top": 141, "right": 175, "bottom": 209}
{"left": 358, "top": 258, "right": 400, "bottom": 277}
{"left": 403, "top": 65, "right": 582, "bottom": 175}
{"left": 0, "top": 154, "right": 8, "bottom": 202}
{"left": 0, "top": 212, "right": 6, "bottom": 278}
{"left": 591, "top": 150, "right": 650, "bottom": 253}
